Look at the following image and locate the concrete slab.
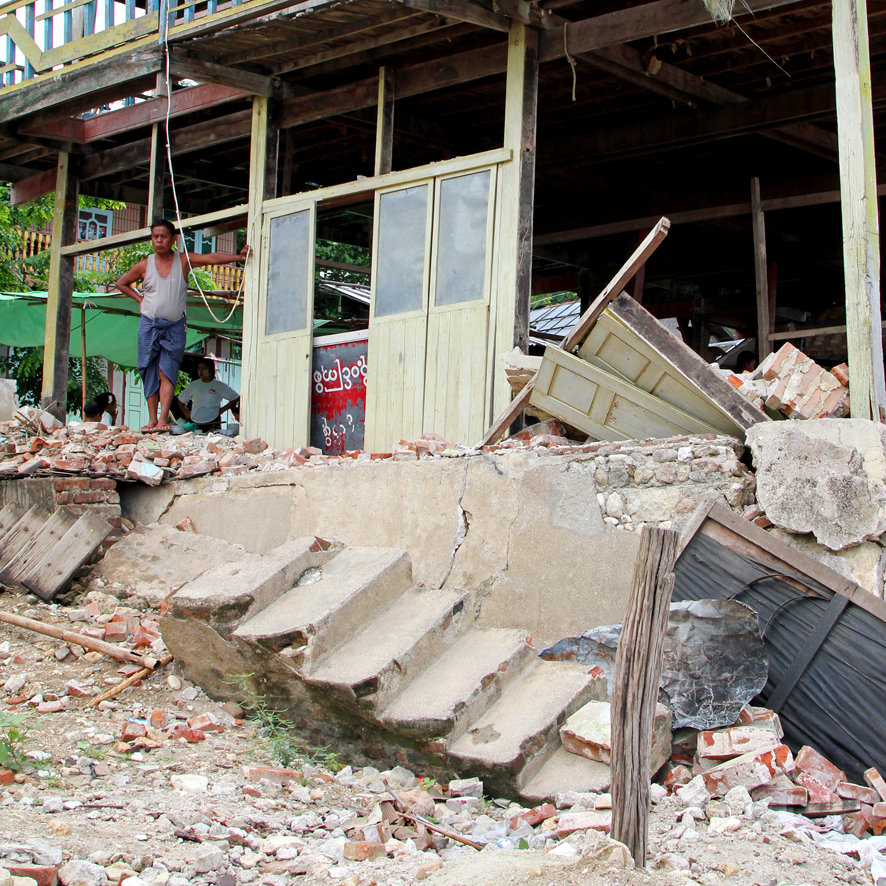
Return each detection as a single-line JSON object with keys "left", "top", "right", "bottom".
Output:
{"left": 380, "top": 627, "right": 535, "bottom": 740}
{"left": 90, "top": 522, "right": 259, "bottom": 606}
{"left": 519, "top": 746, "right": 611, "bottom": 804}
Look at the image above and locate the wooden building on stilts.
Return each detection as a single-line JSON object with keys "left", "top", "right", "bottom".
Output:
{"left": 1, "top": 0, "right": 883, "bottom": 448}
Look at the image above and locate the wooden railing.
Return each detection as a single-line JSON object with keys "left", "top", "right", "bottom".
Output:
{"left": 9, "top": 230, "right": 244, "bottom": 290}
{"left": 0, "top": 0, "right": 284, "bottom": 90}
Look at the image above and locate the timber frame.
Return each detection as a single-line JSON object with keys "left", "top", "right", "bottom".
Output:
{"left": 2, "top": 0, "right": 884, "bottom": 431}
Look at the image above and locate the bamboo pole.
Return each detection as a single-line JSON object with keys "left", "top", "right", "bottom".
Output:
{"left": 0, "top": 610, "right": 157, "bottom": 668}
{"left": 610, "top": 525, "right": 679, "bottom": 867}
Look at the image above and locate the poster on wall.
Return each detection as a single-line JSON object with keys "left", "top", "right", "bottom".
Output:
{"left": 78, "top": 207, "right": 113, "bottom": 241}
{"left": 310, "top": 331, "right": 368, "bottom": 454}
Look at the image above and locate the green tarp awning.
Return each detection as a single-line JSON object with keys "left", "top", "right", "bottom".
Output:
{"left": 0, "top": 292, "right": 242, "bottom": 368}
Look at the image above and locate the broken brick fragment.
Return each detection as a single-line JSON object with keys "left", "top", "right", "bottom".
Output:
{"left": 188, "top": 712, "right": 224, "bottom": 733}
{"left": 865, "top": 767, "right": 886, "bottom": 802}
{"left": 796, "top": 773, "right": 839, "bottom": 805}
{"left": 794, "top": 745, "right": 845, "bottom": 792}
{"left": 838, "top": 782, "right": 882, "bottom": 805}
{"left": 3, "top": 866, "right": 59, "bottom": 886}
{"left": 342, "top": 842, "right": 387, "bottom": 861}
{"left": 242, "top": 765, "right": 301, "bottom": 785}
{"left": 121, "top": 721, "right": 147, "bottom": 741}
{"left": 701, "top": 744, "right": 794, "bottom": 796}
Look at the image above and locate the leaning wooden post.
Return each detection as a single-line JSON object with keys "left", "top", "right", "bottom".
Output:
{"left": 832, "top": 0, "right": 886, "bottom": 421}
{"left": 751, "top": 177, "right": 772, "bottom": 362}
{"left": 611, "top": 525, "right": 679, "bottom": 867}
{"left": 41, "top": 152, "right": 80, "bottom": 422}
{"left": 80, "top": 305, "right": 87, "bottom": 412}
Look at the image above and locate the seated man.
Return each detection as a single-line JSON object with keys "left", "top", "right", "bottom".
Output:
{"left": 82, "top": 391, "right": 118, "bottom": 425}
{"left": 175, "top": 358, "right": 239, "bottom": 432}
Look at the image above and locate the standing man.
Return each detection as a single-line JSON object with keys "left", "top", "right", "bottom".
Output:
{"left": 115, "top": 219, "right": 249, "bottom": 432}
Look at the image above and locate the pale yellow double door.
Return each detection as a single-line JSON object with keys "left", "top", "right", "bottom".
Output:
{"left": 364, "top": 166, "right": 498, "bottom": 452}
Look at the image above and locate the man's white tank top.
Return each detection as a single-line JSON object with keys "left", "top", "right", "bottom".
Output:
{"left": 141, "top": 253, "right": 188, "bottom": 322}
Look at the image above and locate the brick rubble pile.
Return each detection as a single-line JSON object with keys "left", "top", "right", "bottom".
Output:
{"left": 719, "top": 342, "right": 850, "bottom": 419}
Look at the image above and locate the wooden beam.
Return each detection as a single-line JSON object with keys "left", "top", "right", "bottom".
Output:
{"left": 751, "top": 177, "right": 772, "bottom": 361}
{"left": 582, "top": 43, "right": 838, "bottom": 162}
{"left": 534, "top": 176, "right": 886, "bottom": 245}
{"left": 611, "top": 525, "right": 679, "bottom": 867}
{"left": 40, "top": 152, "right": 79, "bottom": 421}
{"left": 538, "top": 0, "right": 804, "bottom": 63}
{"left": 833, "top": 0, "right": 886, "bottom": 421}
{"left": 0, "top": 160, "right": 42, "bottom": 182}
{"left": 268, "top": 17, "right": 448, "bottom": 77}
{"left": 220, "top": 7, "right": 420, "bottom": 66}
{"left": 769, "top": 321, "right": 886, "bottom": 340}
{"left": 169, "top": 49, "right": 283, "bottom": 98}
{"left": 562, "top": 218, "right": 670, "bottom": 353}
{"left": 542, "top": 80, "right": 852, "bottom": 168}
{"left": 147, "top": 122, "right": 165, "bottom": 222}
{"left": 0, "top": 45, "right": 162, "bottom": 123}
{"left": 59, "top": 203, "right": 248, "bottom": 256}
{"left": 10, "top": 166, "right": 56, "bottom": 205}
{"left": 20, "top": 84, "right": 245, "bottom": 144}
{"left": 397, "top": 0, "right": 510, "bottom": 31}
{"left": 374, "top": 66, "right": 395, "bottom": 177}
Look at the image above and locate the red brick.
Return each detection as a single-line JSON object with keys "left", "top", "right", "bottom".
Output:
{"left": 121, "top": 721, "right": 146, "bottom": 741}
{"left": 556, "top": 810, "right": 611, "bottom": 837}
{"left": 90, "top": 478, "right": 117, "bottom": 490}
{"left": 0, "top": 768, "right": 14, "bottom": 785}
{"left": 795, "top": 745, "right": 845, "bottom": 792}
{"left": 167, "top": 723, "right": 205, "bottom": 743}
{"left": 838, "top": 782, "right": 882, "bottom": 805}
{"left": 698, "top": 726, "right": 780, "bottom": 760}
{"left": 843, "top": 805, "right": 874, "bottom": 838}
{"left": 242, "top": 765, "right": 301, "bottom": 785}
{"left": 664, "top": 765, "right": 693, "bottom": 792}
{"left": 797, "top": 773, "right": 838, "bottom": 804}
{"left": 149, "top": 710, "right": 170, "bottom": 729}
{"left": 701, "top": 744, "right": 794, "bottom": 796}
{"left": 188, "top": 712, "right": 224, "bottom": 733}
{"left": 751, "top": 775, "right": 807, "bottom": 806}
{"left": 831, "top": 363, "right": 850, "bottom": 386}
{"left": 865, "top": 767, "right": 886, "bottom": 802}
{"left": 519, "top": 803, "right": 557, "bottom": 827}
{"left": 4, "top": 866, "right": 58, "bottom": 886}
{"left": 102, "top": 623, "right": 127, "bottom": 643}
{"left": 342, "top": 841, "right": 387, "bottom": 861}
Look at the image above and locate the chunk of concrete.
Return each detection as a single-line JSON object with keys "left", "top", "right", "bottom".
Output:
{"left": 559, "top": 700, "right": 671, "bottom": 774}
{"left": 768, "top": 528, "right": 885, "bottom": 598}
{"left": 90, "top": 523, "right": 259, "bottom": 606}
{"left": 746, "top": 420, "right": 886, "bottom": 551}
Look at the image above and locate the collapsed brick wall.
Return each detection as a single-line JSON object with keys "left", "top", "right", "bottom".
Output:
{"left": 52, "top": 476, "right": 122, "bottom": 523}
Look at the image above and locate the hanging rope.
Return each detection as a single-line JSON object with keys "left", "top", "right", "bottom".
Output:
{"left": 563, "top": 22, "right": 577, "bottom": 102}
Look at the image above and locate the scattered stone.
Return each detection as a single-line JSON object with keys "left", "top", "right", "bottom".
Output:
{"left": 57, "top": 861, "right": 106, "bottom": 886}
{"left": 448, "top": 777, "right": 483, "bottom": 798}
{"left": 170, "top": 773, "right": 208, "bottom": 793}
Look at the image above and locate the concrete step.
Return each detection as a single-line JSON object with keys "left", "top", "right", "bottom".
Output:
{"left": 170, "top": 537, "right": 338, "bottom": 637}
{"left": 518, "top": 747, "right": 611, "bottom": 805}
{"left": 380, "top": 628, "right": 534, "bottom": 741}
{"left": 233, "top": 547, "right": 413, "bottom": 667}
{"left": 449, "top": 659, "right": 602, "bottom": 796}
{"left": 306, "top": 587, "right": 472, "bottom": 712}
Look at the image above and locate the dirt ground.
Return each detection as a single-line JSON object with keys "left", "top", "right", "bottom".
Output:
{"left": 0, "top": 585, "right": 876, "bottom": 886}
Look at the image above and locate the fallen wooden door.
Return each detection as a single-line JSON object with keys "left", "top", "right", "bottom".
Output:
{"left": 364, "top": 180, "right": 434, "bottom": 453}
{"left": 577, "top": 309, "right": 746, "bottom": 436}
{"left": 530, "top": 346, "right": 722, "bottom": 441}
{"left": 423, "top": 168, "right": 496, "bottom": 445}
{"left": 256, "top": 200, "right": 317, "bottom": 449}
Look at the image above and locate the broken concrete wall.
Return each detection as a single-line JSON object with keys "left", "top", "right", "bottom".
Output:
{"left": 121, "top": 435, "right": 754, "bottom": 646}
{"left": 746, "top": 420, "right": 886, "bottom": 599}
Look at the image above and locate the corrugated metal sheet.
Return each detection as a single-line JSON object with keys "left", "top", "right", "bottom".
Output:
{"left": 673, "top": 532, "right": 886, "bottom": 784}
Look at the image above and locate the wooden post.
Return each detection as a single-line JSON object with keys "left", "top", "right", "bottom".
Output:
{"left": 80, "top": 305, "right": 87, "bottom": 412}
{"left": 281, "top": 128, "right": 294, "bottom": 197}
{"left": 492, "top": 21, "right": 539, "bottom": 419}
{"left": 40, "top": 152, "right": 80, "bottom": 421}
{"left": 751, "top": 177, "right": 771, "bottom": 362}
{"left": 147, "top": 122, "right": 165, "bottom": 222}
{"left": 240, "top": 96, "right": 279, "bottom": 439}
{"left": 832, "top": 0, "right": 886, "bottom": 421}
{"left": 611, "top": 525, "right": 679, "bottom": 867}
{"left": 374, "top": 66, "right": 395, "bottom": 177}
{"left": 629, "top": 230, "right": 649, "bottom": 303}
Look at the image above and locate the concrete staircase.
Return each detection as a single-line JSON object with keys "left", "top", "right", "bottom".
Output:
{"left": 161, "top": 537, "right": 611, "bottom": 800}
